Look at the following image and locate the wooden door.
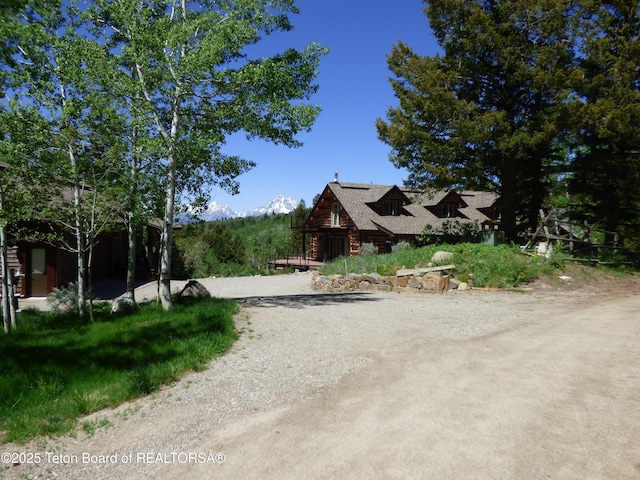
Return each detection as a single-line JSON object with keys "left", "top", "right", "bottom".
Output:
{"left": 327, "top": 236, "right": 347, "bottom": 260}
{"left": 30, "top": 247, "right": 47, "bottom": 297}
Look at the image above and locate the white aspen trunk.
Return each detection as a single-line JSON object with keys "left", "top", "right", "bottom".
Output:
{"left": 139, "top": 2, "right": 186, "bottom": 311}
{"left": 7, "top": 261, "right": 17, "bottom": 329}
{"left": 126, "top": 149, "right": 138, "bottom": 302}
{"left": 70, "top": 145, "right": 87, "bottom": 318}
{"left": 86, "top": 185, "right": 100, "bottom": 323}
{"left": 75, "top": 199, "right": 87, "bottom": 318}
{"left": 59, "top": 81, "right": 86, "bottom": 318}
{"left": 0, "top": 179, "right": 13, "bottom": 335}
{"left": 0, "top": 227, "right": 11, "bottom": 336}
{"left": 126, "top": 211, "right": 136, "bottom": 301}
{"left": 158, "top": 60, "right": 183, "bottom": 310}
{"left": 87, "top": 229, "right": 94, "bottom": 323}
{"left": 158, "top": 151, "right": 176, "bottom": 310}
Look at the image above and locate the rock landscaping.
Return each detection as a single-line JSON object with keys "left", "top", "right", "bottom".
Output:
{"left": 311, "top": 264, "right": 468, "bottom": 294}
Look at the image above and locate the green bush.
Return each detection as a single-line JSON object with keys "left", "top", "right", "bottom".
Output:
{"left": 46, "top": 283, "right": 80, "bottom": 313}
{"left": 174, "top": 213, "right": 308, "bottom": 277}
{"left": 174, "top": 223, "right": 247, "bottom": 278}
{"left": 359, "top": 242, "right": 378, "bottom": 256}
{"left": 391, "top": 241, "right": 413, "bottom": 253}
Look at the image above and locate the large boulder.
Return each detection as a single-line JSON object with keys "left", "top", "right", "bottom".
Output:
{"left": 179, "top": 280, "right": 211, "bottom": 301}
{"left": 431, "top": 251, "right": 454, "bottom": 265}
{"left": 111, "top": 297, "right": 137, "bottom": 315}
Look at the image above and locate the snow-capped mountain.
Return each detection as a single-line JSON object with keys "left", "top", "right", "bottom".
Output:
{"left": 245, "top": 195, "right": 298, "bottom": 217}
{"left": 175, "top": 201, "right": 240, "bottom": 223}
{"left": 176, "top": 195, "right": 298, "bottom": 224}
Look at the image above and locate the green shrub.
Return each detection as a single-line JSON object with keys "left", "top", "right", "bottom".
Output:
{"left": 174, "top": 224, "right": 247, "bottom": 278}
{"left": 46, "top": 283, "right": 80, "bottom": 313}
{"left": 391, "top": 241, "right": 413, "bottom": 253}
{"left": 174, "top": 213, "right": 306, "bottom": 277}
{"left": 359, "top": 242, "right": 378, "bottom": 256}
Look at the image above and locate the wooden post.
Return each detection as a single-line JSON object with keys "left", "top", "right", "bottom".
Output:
{"left": 523, "top": 209, "right": 552, "bottom": 250}
{"left": 569, "top": 224, "right": 574, "bottom": 253}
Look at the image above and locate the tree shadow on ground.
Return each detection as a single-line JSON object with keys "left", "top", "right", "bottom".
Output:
{"left": 233, "top": 292, "right": 380, "bottom": 309}
{"left": 92, "top": 279, "right": 156, "bottom": 300}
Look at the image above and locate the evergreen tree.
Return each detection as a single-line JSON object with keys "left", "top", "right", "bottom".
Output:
{"left": 377, "top": 0, "right": 578, "bottom": 240}
{"left": 290, "top": 199, "right": 309, "bottom": 255}
{"left": 568, "top": 1, "right": 640, "bottom": 246}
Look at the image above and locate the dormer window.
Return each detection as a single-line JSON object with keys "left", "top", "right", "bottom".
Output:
{"left": 441, "top": 203, "right": 455, "bottom": 218}
{"left": 383, "top": 200, "right": 399, "bottom": 216}
{"left": 331, "top": 202, "right": 340, "bottom": 227}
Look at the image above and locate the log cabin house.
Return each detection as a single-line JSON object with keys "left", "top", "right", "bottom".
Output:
{"left": 300, "top": 182, "right": 502, "bottom": 262}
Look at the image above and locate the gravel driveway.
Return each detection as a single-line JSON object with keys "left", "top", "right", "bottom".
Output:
{"left": 3, "top": 272, "right": 640, "bottom": 479}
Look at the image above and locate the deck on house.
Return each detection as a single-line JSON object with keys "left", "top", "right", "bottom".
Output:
{"left": 267, "top": 256, "right": 324, "bottom": 271}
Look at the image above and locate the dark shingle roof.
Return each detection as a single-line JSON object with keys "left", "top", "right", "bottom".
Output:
{"left": 325, "top": 182, "right": 499, "bottom": 235}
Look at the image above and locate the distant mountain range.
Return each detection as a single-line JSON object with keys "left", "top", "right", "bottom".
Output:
{"left": 176, "top": 195, "right": 299, "bottom": 224}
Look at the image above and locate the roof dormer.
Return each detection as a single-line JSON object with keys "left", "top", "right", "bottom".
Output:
{"left": 425, "top": 191, "right": 468, "bottom": 218}
{"left": 366, "top": 185, "right": 411, "bottom": 217}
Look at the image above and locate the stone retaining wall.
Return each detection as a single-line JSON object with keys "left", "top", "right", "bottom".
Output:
{"left": 311, "top": 268, "right": 467, "bottom": 294}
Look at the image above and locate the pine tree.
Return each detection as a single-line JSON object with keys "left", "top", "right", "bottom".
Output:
{"left": 377, "top": 0, "right": 578, "bottom": 240}
{"left": 569, "top": 1, "right": 640, "bottom": 246}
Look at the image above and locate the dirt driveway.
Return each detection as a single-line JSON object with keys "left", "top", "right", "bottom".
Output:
{"left": 211, "top": 294, "right": 640, "bottom": 480}
{"left": 3, "top": 271, "right": 640, "bottom": 479}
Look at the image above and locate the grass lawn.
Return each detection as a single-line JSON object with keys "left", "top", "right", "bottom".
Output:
{"left": 0, "top": 297, "right": 239, "bottom": 444}
{"left": 320, "top": 243, "right": 562, "bottom": 288}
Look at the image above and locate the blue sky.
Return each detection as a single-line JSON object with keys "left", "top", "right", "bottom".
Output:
{"left": 208, "top": 0, "right": 441, "bottom": 213}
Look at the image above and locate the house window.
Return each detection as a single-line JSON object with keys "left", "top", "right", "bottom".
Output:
{"left": 441, "top": 203, "right": 455, "bottom": 218}
{"left": 331, "top": 203, "right": 340, "bottom": 227}
{"left": 383, "top": 201, "right": 398, "bottom": 216}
